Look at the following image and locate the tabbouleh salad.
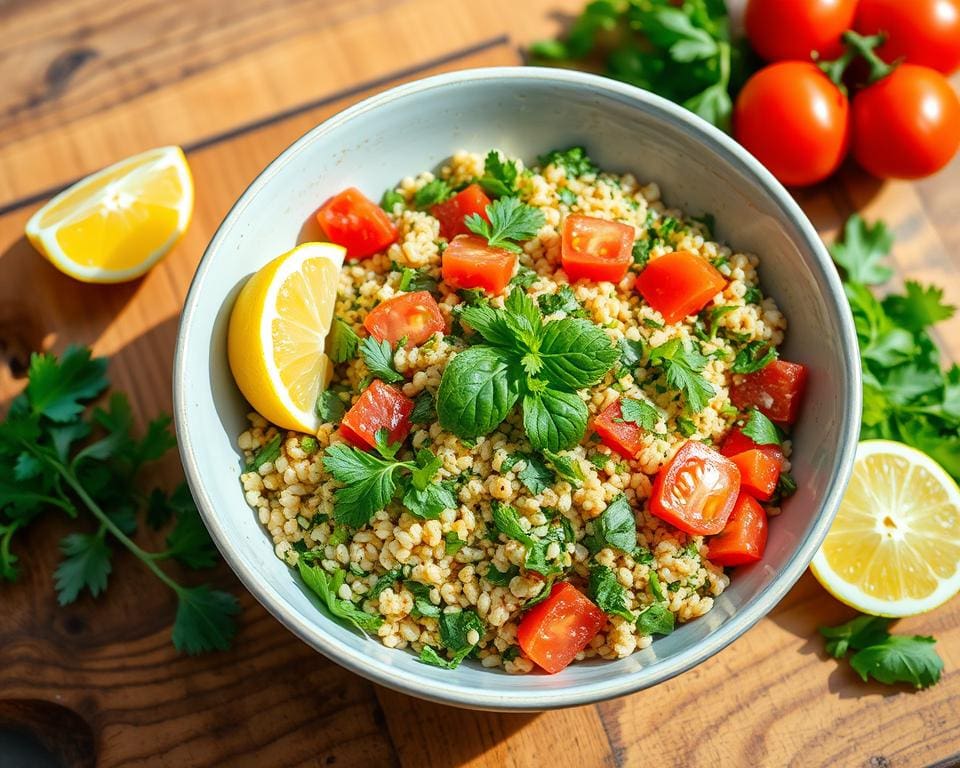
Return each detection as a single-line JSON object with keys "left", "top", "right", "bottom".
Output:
{"left": 234, "top": 147, "right": 807, "bottom": 674}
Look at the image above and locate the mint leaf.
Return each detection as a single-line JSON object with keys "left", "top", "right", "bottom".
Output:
{"left": 850, "top": 636, "right": 943, "bottom": 689}
{"left": 543, "top": 449, "right": 583, "bottom": 486}
{"left": 538, "top": 318, "right": 619, "bottom": 390}
{"left": 437, "top": 608, "right": 485, "bottom": 667}
{"left": 513, "top": 452, "right": 554, "bottom": 494}
{"left": 522, "top": 388, "right": 589, "bottom": 452}
{"left": 445, "top": 531, "right": 466, "bottom": 555}
{"left": 589, "top": 564, "right": 634, "bottom": 620}
{"left": 54, "top": 532, "right": 112, "bottom": 605}
{"left": 172, "top": 585, "right": 240, "bottom": 654}
{"left": 409, "top": 391, "right": 436, "bottom": 424}
{"left": 820, "top": 615, "right": 892, "bottom": 659}
{"left": 436, "top": 346, "right": 521, "bottom": 439}
{"left": 405, "top": 580, "right": 441, "bottom": 618}
{"left": 637, "top": 602, "right": 674, "bottom": 636}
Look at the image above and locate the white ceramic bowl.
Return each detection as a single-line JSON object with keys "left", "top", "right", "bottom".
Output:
{"left": 174, "top": 67, "right": 861, "bottom": 711}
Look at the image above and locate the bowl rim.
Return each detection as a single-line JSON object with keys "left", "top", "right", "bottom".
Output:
{"left": 173, "top": 65, "right": 862, "bottom": 711}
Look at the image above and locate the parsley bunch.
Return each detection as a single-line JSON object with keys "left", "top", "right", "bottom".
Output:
{"left": 0, "top": 347, "right": 238, "bottom": 654}
{"left": 437, "top": 288, "right": 619, "bottom": 451}
{"left": 831, "top": 215, "right": 959, "bottom": 482}
{"left": 530, "top": 0, "right": 754, "bottom": 130}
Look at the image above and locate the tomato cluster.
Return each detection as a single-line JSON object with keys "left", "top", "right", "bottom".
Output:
{"left": 736, "top": 0, "right": 960, "bottom": 186}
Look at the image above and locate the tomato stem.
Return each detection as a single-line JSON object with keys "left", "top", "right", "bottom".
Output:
{"left": 841, "top": 30, "right": 894, "bottom": 85}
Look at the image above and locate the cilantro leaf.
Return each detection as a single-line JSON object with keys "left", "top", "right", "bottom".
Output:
{"left": 620, "top": 397, "right": 660, "bottom": 431}
{"left": 740, "top": 409, "right": 781, "bottom": 446}
{"left": 172, "top": 585, "right": 240, "bottom": 654}
{"left": 522, "top": 388, "right": 589, "bottom": 452}
{"left": 25, "top": 346, "right": 109, "bottom": 423}
{"left": 589, "top": 564, "right": 634, "bottom": 620}
{"left": 478, "top": 149, "right": 520, "bottom": 197}
{"left": 637, "top": 602, "right": 675, "bottom": 636}
{"left": 538, "top": 318, "right": 619, "bottom": 390}
{"left": 537, "top": 146, "right": 598, "bottom": 177}
{"left": 732, "top": 341, "right": 778, "bottom": 374}
{"left": 820, "top": 615, "right": 892, "bottom": 659}
{"left": 322, "top": 444, "right": 411, "bottom": 527}
{"left": 649, "top": 338, "right": 715, "bottom": 412}
{"left": 465, "top": 197, "right": 545, "bottom": 254}
{"left": 298, "top": 560, "right": 382, "bottom": 633}
{"left": 414, "top": 179, "right": 452, "bottom": 209}
{"left": 54, "top": 531, "right": 112, "bottom": 605}
{"left": 329, "top": 319, "right": 360, "bottom": 364}
{"left": 850, "top": 636, "right": 944, "bottom": 689}
{"left": 359, "top": 337, "right": 403, "bottom": 384}
{"left": 829, "top": 215, "right": 894, "bottom": 285}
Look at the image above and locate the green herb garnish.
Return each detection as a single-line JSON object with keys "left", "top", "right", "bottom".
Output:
{"left": 465, "top": 197, "right": 545, "bottom": 254}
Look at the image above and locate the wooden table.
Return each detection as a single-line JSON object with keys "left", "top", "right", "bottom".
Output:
{"left": 2, "top": 1, "right": 959, "bottom": 766}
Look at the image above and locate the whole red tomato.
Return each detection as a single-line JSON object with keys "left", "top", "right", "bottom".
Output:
{"left": 851, "top": 64, "right": 960, "bottom": 179}
{"left": 856, "top": 0, "right": 960, "bottom": 75}
{"left": 733, "top": 62, "right": 850, "bottom": 187}
{"left": 745, "top": 0, "right": 858, "bottom": 62}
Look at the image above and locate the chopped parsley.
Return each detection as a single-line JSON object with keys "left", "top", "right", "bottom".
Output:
{"left": 414, "top": 179, "right": 452, "bottom": 209}
{"left": 537, "top": 146, "right": 598, "bottom": 177}
{"left": 731, "top": 341, "right": 778, "bottom": 375}
{"left": 649, "top": 338, "right": 716, "bottom": 413}
{"left": 636, "top": 602, "right": 674, "bottom": 636}
{"left": 359, "top": 337, "right": 403, "bottom": 384}
{"left": 329, "top": 318, "right": 360, "bottom": 363}
{"left": 465, "top": 197, "right": 545, "bottom": 253}
{"left": 245, "top": 434, "right": 282, "bottom": 472}
{"left": 740, "top": 409, "right": 781, "bottom": 446}
{"left": 584, "top": 494, "right": 637, "bottom": 555}
{"left": 589, "top": 564, "right": 634, "bottom": 621}
{"left": 478, "top": 149, "right": 521, "bottom": 197}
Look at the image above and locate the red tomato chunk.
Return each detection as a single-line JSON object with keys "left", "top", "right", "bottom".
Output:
{"left": 363, "top": 291, "right": 445, "bottom": 348}
{"left": 561, "top": 214, "right": 635, "bottom": 283}
{"left": 339, "top": 380, "right": 414, "bottom": 451}
{"left": 719, "top": 427, "right": 785, "bottom": 466}
{"left": 636, "top": 251, "right": 727, "bottom": 324}
{"left": 593, "top": 399, "right": 645, "bottom": 459}
{"left": 728, "top": 449, "right": 781, "bottom": 501}
{"left": 517, "top": 582, "right": 606, "bottom": 674}
{"left": 441, "top": 234, "right": 517, "bottom": 295}
{"left": 316, "top": 187, "right": 398, "bottom": 260}
{"left": 708, "top": 494, "right": 768, "bottom": 567}
{"left": 431, "top": 184, "right": 491, "bottom": 240}
{"left": 649, "top": 440, "right": 741, "bottom": 535}
{"left": 731, "top": 359, "right": 808, "bottom": 424}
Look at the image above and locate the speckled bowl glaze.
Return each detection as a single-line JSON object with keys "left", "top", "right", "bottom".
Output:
{"left": 173, "top": 67, "right": 861, "bottom": 711}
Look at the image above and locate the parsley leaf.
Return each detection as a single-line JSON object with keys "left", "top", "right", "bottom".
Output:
{"left": 649, "top": 338, "right": 716, "bottom": 412}
{"left": 537, "top": 146, "right": 598, "bottom": 177}
{"left": 434, "top": 609, "right": 485, "bottom": 668}
{"left": 445, "top": 531, "right": 466, "bottom": 555}
{"left": 369, "top": 566, "right": 406, "bottom": 599}
{"left": 399, "top": 267, "right": 438, "bottom": 294}
{"left": 740, "top": 409, "right": 781, "bottom": 446}
{"left": 359, "top": 337, "right": 403, "bottom": 384}
{"left": 538, "top": 285, "right": 584, "bottom": 317}
{"left": 589, "top": 564, "right": 634, "bottom": 620}
{"left": 245, "top": 434, "right": 282, "bottom": 472}
{"left": 322, "top": 444, "right": 411, "bottom": 527}
{"left": 829, "top": 215, "right": 894, "bottom": 285}
{"left": 483, "top": 563, "right": 519, "bottom": 586}
{"left": 850, "top": 636, "right": 944, "bottom": 689}
{"left": 405, "top": 580, "right": 441, "bottom": 618}
{"left": 54, "top": 531, "right": 112, "bottom": 605}
{"left": 25, "top": 346, "right": 109, "bottom": 423}
{"left": 636, "top": 602, "right": 675, "bottom": 636}
{"left": 403, "top": 481, "right": 456, "bottom": 520}
{"left": 543, "top": 449, "right": 584, "bottom": 486}
{"left": 820, "top": 615, "right": 892, "bottom": 659}
{"left": 586, "top": 494, "right": 638, "bottom": 555}
{"left": 164, "top": 492, "right": 219, "bottom": 569}
{"left": 297, "top": 560, "right": 383, "bottom": 633}
{"left": 648, "top": 571, "right": 666, "bottom": 602}
{"left": 619, "top": 397, "right": 660, "bottom": 431}
{"left": 513, "top": 452, "right": 554, "bottom": 494}
{"left": 883, "top": 281, "right": 956, "bottom": 333}
{"left": 465, "top": 197, "right": 545, "bottom": 254}
{"left": 329, "top": 319, "right": 360, "bottom": 363}
{"left": 316, "top": 389, "right": 347, "bottom": 424}
{"left": 414, "top": 179, "right": 452, "bottom": 209}
{"left": 732, "top": 341, "right": 778, "bottom": 374}
{"left": 478, "top": 149, "right": 521, "bottom": 197}
{"left": 171, "top": 585, "right": 240, "bottom": 654}
{"left": 409, "top": 391, "right": 436, "bottom": 424}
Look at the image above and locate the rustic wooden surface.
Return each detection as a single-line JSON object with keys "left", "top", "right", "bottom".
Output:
{"left": 1, "top": 1, "right": 959, "bottom": 766}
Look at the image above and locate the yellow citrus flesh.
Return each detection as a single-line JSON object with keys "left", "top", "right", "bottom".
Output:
{"left": 227, "top": 242, "right": 345, "bottom": 434}
{"left": 811, "top": 440, "right": 960, "bottom": 617}
{"left": 25, "top": 146, "right": 193, "bottom": 283}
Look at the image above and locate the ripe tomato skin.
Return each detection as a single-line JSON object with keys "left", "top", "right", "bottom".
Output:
{"left": 731, "top": 360, "right": 808, "bottom": 425}
{"left": 441, "top": 234, "right": 517, "bottom": 295}
{"left": 728, "top": 449, "right": 781, "bottom": 501}
{"left": 708, "top": 494, "right": 768, "bottom": 567}
{"left": 517, "top": 582, "right": 606, "bottom": 674}
{"left": 636, "top": 251, "right": 727, "bottom": 324}
{"left": 649, "top": 441, "right": 741, "bottom": 536}
{"left": 561, "top": 214, "right": 635, "bottom": 283}
{"left": 733, "top": 62, "right": 850, "bottom": 187}
{"left": 317, "top": 188, "right": 398, "bottom": 260}
{"left": 593, "top": 400, "right": 646, "bottom": 459}
{"left": 720, "top": 427, "right": 785, "bottom": 466}
{"left": 339, "top": 380, "right": 414, "bottom": 451}
{"left": 856, "top": 0, "right": 960, "bottom": 75}
{"left": 363, "top": 291, "right": 445, "bottom": 348}
{"left": 851, "top": 65, "right": 960, "bottom": 179}
{"left": 745, "top": 0, "right": 857, "bottom": 62}
{"left": 431, "top": 184, "right": 492, "bottom": 240}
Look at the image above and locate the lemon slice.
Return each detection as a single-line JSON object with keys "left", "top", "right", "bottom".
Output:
{"left": 811, "top": 440, "right": 960, "bottom": 617}
{"left": 25, "top": 146, "right": 194, "bottom": 284}
{"left": 227, "top": 242, "right": 345, "bottom": 434}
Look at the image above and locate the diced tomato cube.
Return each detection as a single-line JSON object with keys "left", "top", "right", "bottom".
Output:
{"left": 730, "top": 359, "right": 808, "bottom": 424}
{"left": 707, "top": 494, "right": 768, "bottom": 567}
{"left": 517, "top": 582, "right": 606, "bottom": 674}
{"left": 441, "top": 234, "right": 516, "bottom": 295}
{"left": 561, "top": 214, "right": 635, "bottom": 283}
{"left": 363, "top": 291, "right": 445, "bottom": 348}
{"left": 317, "top": 187, "right": 398, "bottom": 260}
{"left": 338, "top": 380, "right": 414, "bottom": 450}
{"left": 728, "top": 449, "right": 781, "bottom": 501}
{"left": 720, "top": 427, "right": 785, "bottom": 465}
{"left": 593, "top": 399, "right": 645, "bottom": 459}
{"left": 636, "top": 250, "right": 727, "bottom": 324}
{"left": 431, "top": 184, "right": 491, "bottom": 240}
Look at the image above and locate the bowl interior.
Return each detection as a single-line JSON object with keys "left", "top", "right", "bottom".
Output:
{"left": 175, "top": 68, "right": 860, "bottom": 710}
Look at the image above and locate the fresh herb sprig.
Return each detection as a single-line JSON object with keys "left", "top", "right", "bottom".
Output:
{"left": 465, "top": 197, "right": 545, "bottom": 254}
{"left": 0, "top": 346, "right": 238, "bottom": 654}
{"left": 437, "top": 288, "right": 619, "bottom": 451}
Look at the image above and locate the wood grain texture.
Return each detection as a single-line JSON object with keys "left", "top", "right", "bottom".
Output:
{"left": 0, "top": 1, "right": 959, "bottom": 767}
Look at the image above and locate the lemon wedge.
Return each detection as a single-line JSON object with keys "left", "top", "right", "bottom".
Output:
{"left": 25, "top": 146, "right": 194, "bottom": 283}
{"left": 811, "top": 440, "right": 960, "bottom": 617}
{"left": 227, "top": 242, "right": 345, "bottom": 434}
